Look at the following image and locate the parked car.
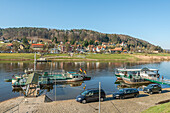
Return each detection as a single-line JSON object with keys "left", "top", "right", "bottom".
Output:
{"left": 76, "top": 88, "right": 106, "bottom": 104}
{"left": 113, "top": 88, "right": 139, "bottom": 99}
{"left": 143, "top": 84, "right": 162, "bottom": 94}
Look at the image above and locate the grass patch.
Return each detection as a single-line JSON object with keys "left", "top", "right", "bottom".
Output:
{"left": 142, "top": 102, "right": 170, "bottom": 113}
{"left": 134, "top": 53, "right": 170, "bottom": 56}
{"left": 86, "top": 53, "right": 134, "bottom": 60}
{"left": 0, "top": 43, "right": 11, "bottom": 47}
{"left": 0, "top": 53, "right": 40, "bottom": 60}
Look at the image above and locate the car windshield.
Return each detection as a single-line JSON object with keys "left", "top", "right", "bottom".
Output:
{"left": 119, "top": 89, "right": 124, "bottom": 92}
{"left": 81, "top": 91, "right": 89, "bottom": 96}
{"left": 147, "top": 84, "right": 153, "bottom": 88}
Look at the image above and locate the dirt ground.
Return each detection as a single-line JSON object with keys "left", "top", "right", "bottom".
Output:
{"left": 0, "top": 88, "right": 170, "bottom": 113}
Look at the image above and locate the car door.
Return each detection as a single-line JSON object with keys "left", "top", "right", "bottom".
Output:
{"left": 93, "top": 90, "right": 99, "bottom": 101}
{"left": 124, "top": 90, "right": 130, "bottom": 98}
{"left": 153, "top": 85, "right": 158, "bottom": 92}
{"left": 86, "top": 91, "right": 94, "bottom": 102}
{"left": 128, "top": 89, "right": 134, "bottom": 98}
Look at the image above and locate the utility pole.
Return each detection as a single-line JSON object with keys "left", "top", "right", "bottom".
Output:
{"left": 55, "top": 72, "right": 56, "bottom": 101}
{"left": 99, "top": 82, "right": 101, "bottom": 113}
{"left": 34, "top": 52, "right": 36, "bottom": 71}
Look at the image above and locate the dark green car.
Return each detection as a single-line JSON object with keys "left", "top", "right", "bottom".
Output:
{"left": 143, "top": 84, "right": 162, "bottom": 94}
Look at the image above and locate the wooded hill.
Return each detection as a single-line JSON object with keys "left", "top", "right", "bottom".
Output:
{"left": 0, "top": 27, "right": 162, "bottom": 51}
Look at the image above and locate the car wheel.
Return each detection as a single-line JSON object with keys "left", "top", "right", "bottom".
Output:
{"left": 82, "top": 99, "right": 86, "bottom": 104}
{"left": 149, "top": 91, "right": 153, "bottom": 95}
{"left": 159, "top": 90, "right": 162, "bottom": 94}
{"left": 134, "top": 94, "right": 138, "bottom": 98}
{"left": 120, "top": 96, "right": 124, "bottom": 99}
{"left": 100, "top": 98, "right": 104, "bottom": 102}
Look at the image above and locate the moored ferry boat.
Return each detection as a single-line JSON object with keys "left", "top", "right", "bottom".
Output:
{"left": 115, "top": 68, "right": 160, "bottom": 85}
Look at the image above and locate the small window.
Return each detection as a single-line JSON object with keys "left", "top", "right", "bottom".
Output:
{"left": 88, "top": 91, "right": 94, "bottom": 96}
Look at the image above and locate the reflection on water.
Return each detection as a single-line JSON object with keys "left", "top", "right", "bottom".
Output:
{"left": 115, "top": 80, "right": 150, "bottom": 90}
{"left": 0, "top": 61, "right": 170, "bottom": 102}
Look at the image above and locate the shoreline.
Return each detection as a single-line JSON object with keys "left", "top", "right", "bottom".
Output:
{"left": 1, "top": 88, "right": 170, "bottom": 113}
{"left": 1, "top": 53, "right": 170, "bottom": 62}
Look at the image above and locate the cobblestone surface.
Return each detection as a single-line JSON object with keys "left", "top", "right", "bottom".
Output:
{"left": 0, "top": 88, "right": 170, "bottom": 113}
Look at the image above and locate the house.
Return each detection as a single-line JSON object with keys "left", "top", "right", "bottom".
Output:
{"left": 7, "top": 43, "right": 13, "bottom": 47}
{"left": 152, "top": 51, "right": 159, "bottom": 54}
{"left": 96, "top": 46, "right": 101, "bottom": 52}
{"left": 0, "top": 37, "right": 5, "bottom": 41}
{"left": 87, "top": 45, "right": 94, "bottom": 51}
{"left": 50, "top": 48, "right": 59, "bottom": 54}
{"left": 60, "top": 45, "right": 66, "bottom": 52}
{"left": 95, "top": 40, "right": 99, "bottom": 44}
{"left": 93, "top": 47, "right": 96, "bottom": 52}
{"left": 31, "top": 44, "right": 44, "bottom": 50}
{"left": 120, "top": 42, "right": 126, "bottom": 47}
{"left": 102, "top": 42, "right": 109, "bottom": 46}
{"left": 123, "top": 50, "right": 128, "bottom": 53}
{"left": 109, "top": 47, "right": 123, "bottom": 53}
{"left": 19, "top": 44, "right": 25, "bottom": 50}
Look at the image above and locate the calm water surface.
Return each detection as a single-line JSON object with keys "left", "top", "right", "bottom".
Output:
{"left": 0, "top": 61, "right": 170, "bottom": 102}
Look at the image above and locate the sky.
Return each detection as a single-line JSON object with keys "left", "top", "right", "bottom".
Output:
{"left": 0, "top": 0, "right": 170, "bottom": 49}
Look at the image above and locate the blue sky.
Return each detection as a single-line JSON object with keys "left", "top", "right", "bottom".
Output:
{"left": 0, "top": 0, "right": 170, "bottom": 49}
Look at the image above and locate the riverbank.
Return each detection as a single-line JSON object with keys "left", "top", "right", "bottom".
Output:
{"left": 1, "top": 53, "right": 170, "bottom": 62}
{"left": 1, "top": 88, "right": 170, "bottom": 113}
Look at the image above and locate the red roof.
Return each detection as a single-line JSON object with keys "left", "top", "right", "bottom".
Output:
{"left": 31, "top": 44, "right": 44, "bottom": 48}
{"left": 32, "top": 44, "right": 44, "bottom": 46}
{"left": 7, "top": 43, "right": 13, "bottom": 46}
{"left": 112, "top": 47, "right": 123, "bottom": 51}
{"left": 97, "top": 46, "right": 101, "bottom": 49}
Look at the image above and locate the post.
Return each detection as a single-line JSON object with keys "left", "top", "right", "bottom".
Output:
{"left": 34, "top": 52, "right": 36, "bottom": 71}
{"left": 18, "top": 104, "right": 19, "bottom": 113}
{"left": 99, "top": 82, "right": 101, "bottom": 113}
{"left": 55, "top": 72, "right": 56, "bottom": 101}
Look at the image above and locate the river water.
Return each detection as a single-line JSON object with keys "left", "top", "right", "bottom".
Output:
{"left": 0, "top": 61, "right": 170, "bottom": 102}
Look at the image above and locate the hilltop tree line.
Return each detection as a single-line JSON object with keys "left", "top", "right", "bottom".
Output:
{"left": 0, "top": 27, "right": 163, "bottom": 52}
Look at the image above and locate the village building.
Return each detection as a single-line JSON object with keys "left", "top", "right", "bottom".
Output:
{"left": 109, "top": 47, "right": 123, "bottom": 53}
{"left": 120, "top": 42, "right": 126, "bottom": 47}
{"left": 50, "top": 48, "right": 60, "bottom": 54}
{"left": 102, "top": 42, "right": 109, "bottom": 46}
{"left": 95, "top": 40, "right": 99, "bottom": 44}
{"left": 31, "top": 44, "right": 44, "bottom": 51}
{"left": 7, "top": 43, "right": 13, "bottom": 49}
{"left": 19, "top": 44, "right": 25, "bottom": 50}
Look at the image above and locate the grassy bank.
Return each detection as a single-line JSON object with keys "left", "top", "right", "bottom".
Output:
{"left": 134, "top": 53, "right": 170, "bottom": 56}
{"left": 44, "top": 53, "right": 139, "bottom": 61}
{"left": 1, "top": 53, "right": 170, "bottom": 62}
{"left": 0, "top": 53, "right": 40, "bottom": 60}
{"left": 142, "top": 102, "right": 170, "bottom": 113}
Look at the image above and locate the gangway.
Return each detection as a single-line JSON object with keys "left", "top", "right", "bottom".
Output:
{"left": 144, "top": 78, "right": 170, "bottom": 85}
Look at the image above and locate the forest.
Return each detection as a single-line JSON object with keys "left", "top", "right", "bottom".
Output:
{"left": 0, "top": 27, "right": 163, "bottom": 52}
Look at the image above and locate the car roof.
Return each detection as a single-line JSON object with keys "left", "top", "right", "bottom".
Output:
{"left": 121, "top": 88, "right": 137, "bottom": 90}
{"left": 149, "top": 84, "right": 160, "bottom": 86}
{"left": 86, "top": 88, "right": 104, "bottom": 91}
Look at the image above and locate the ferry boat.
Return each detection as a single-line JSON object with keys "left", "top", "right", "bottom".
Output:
{"left": 50, "top": 72, "right": 84, "bottom": 83}
{"left": 115, "top": 68, "right": 160, "bottom": 85}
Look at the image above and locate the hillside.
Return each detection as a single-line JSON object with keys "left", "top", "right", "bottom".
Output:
{"left": 0, "top": 27, "right": 162, "bottom": 51}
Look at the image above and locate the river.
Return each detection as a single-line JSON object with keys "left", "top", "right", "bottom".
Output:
{"left": 0, "top": 61, "right": 170, "bottom": 102}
